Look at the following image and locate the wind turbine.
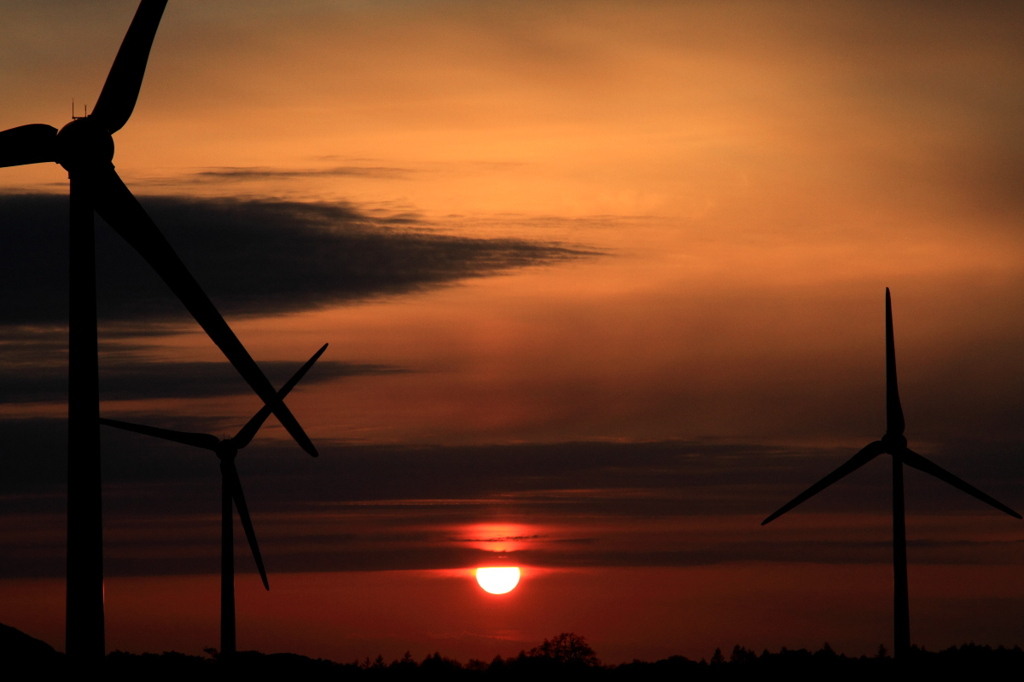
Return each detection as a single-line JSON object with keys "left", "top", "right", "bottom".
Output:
{"left": 762, "top": 288, "right": 1021, "bottom": 659}
{"left": 100, "top": 343, "right": 328, "bottom": 657}
{"left": 0, "top": 1, "right": 317, "bottom": 658}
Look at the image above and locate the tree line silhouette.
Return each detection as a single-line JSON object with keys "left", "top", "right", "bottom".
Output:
{"left": 6, "top": 627, "right": 1021, "bottom": 680}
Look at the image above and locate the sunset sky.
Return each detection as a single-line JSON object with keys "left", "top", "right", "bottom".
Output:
{"left": 1, "top": 0, "right": 1023, "bottom": 664}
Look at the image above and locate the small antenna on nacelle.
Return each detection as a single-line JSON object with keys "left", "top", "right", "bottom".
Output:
{"left": 71, "top": 99, "right": 88, "bottom": 120}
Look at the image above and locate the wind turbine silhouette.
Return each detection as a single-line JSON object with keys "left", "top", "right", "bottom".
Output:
{"left": 100, "top": 343, "right": 328, "bottom": 658}
{"left": 762, "top": 288, "right": 1020, "bottom": 659}
{"left": 0, "top": 1, "right": 317, "bottom": 658}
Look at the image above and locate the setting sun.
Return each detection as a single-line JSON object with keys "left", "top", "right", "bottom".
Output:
{"left": 475, "top": 567, "right": 521, "bottom": 595}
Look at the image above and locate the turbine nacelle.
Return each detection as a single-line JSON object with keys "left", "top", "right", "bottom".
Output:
{"left": 881, "top": 432, "right": 907, "bottom": 452}
{"left": 55, "top": 117, "right": 115, "bottom": 172}
{"left": 216, "top": 442, "right": 241, "bottom": 462}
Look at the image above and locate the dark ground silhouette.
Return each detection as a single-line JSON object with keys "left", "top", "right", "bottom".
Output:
{"left": 3, "top": 625, "right": 1020, "bottom": 680}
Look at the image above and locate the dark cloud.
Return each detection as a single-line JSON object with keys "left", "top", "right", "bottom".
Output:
{"left": 7, "top": 429, "right": 1022, "bottom": 516}
{"left": 462, "top": 534, "right": 542, "bottom": 543}
{"left": 0, "top": 418, "right": 67, "bottom": 495}
{"left": 0, "top": 355, "right": 402, "bottom": 404}
{"left": 4, "top": 428, "right": 1021, "bottom": 577}
{"left": 0, "top": 193, "right": 592, "bottom": 327}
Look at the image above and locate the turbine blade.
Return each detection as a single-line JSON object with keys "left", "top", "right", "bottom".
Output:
{"left": 226, "top": 460, "right": 270, "bottom": 590}
{"left": 0, "top": 124, "right": 57, "bottom": 168}
{"left": 100, "top": 417, "right": 220, "bottom": 451}
{"left": 885, "top": 288, "right": 905, "bottom": 436}
{"left": 762, "top": 441, "right": 885, "bottom": 525}
{"left": 91, "top": 0, "right": 168, "bottom": 134}
{"left": 88, "top": 167, "right": 318, "bottom": 457}
{"left": 233, "top": 343, "right": 329, "bottom": 449}
{"left": 900, "top": 448, "right": 1022, "bottom": 520}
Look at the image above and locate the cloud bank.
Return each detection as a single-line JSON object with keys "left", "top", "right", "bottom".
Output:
{"left": 4, "top": 428, "right": 1021, "bottom": 577}
{"left": 0, "top": 193, "right": 591, "bottom": 327}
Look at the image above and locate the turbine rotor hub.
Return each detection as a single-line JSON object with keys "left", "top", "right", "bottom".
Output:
{"left": 881, "top": 432, "right": 907, "bottom": 451}
{"left": 55, "top": 117, "right": 114, "bottom": 172}
{"left": 216, "top": 443, "right": 239, "bottom": 462}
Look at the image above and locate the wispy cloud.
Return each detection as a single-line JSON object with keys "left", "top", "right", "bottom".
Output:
{"left": 189, "top": 165, "right": 413, "bottom": 181}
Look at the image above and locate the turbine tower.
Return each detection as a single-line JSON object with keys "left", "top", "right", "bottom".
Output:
{"left": 762, "top": 288, "right": 1020, "bottom": 658}
{"left": 101, "top": 343, "right": 328, "bottom": 658}
{"left": 0, "top": 1, "right": 318, "bottom": 658}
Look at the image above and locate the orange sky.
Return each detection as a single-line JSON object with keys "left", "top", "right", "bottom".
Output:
{"left": 0, "top": 0, "right": 1023, "bottom": 663}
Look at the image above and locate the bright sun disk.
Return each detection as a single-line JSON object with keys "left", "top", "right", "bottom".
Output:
{"left": 475, "top": 566, "right": 521, "bottom": 594}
